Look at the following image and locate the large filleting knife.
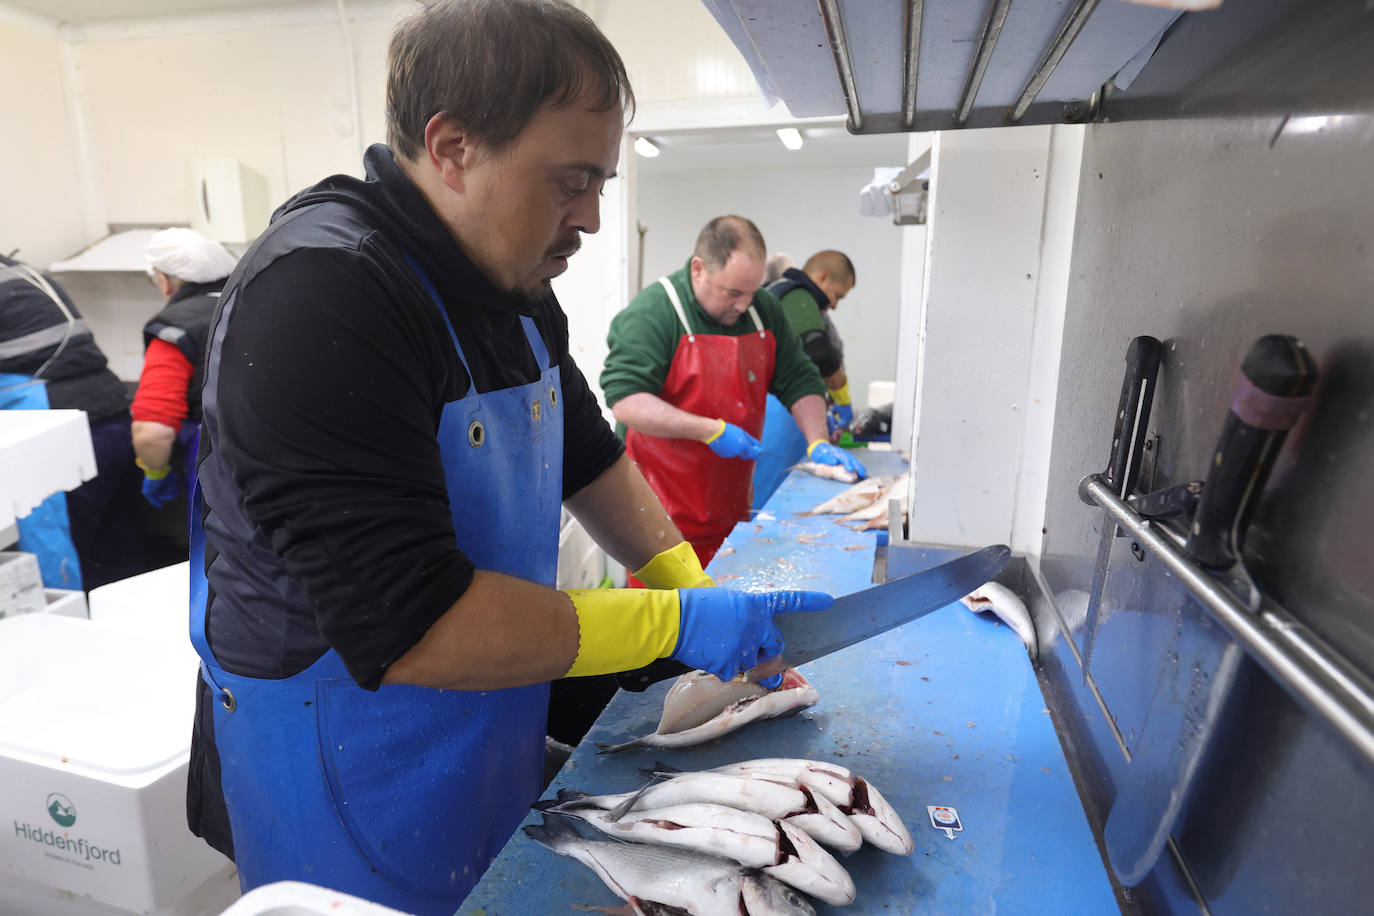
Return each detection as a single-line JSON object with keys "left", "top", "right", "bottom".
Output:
{"left": 742, "top": 544, "right": 1011, "bottom": 682}
{"left": 616, "top": 544, "right": 1011, "bottom": 690}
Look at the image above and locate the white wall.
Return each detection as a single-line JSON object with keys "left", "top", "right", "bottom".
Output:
{"left": 905, "top": 125, "right": 1057, "bottom": 548}
{"left": 0, "top": 8, "right": 90, "bottom": 268}
{"left": 634, "top": 163, "right": 906, "bottom": 414}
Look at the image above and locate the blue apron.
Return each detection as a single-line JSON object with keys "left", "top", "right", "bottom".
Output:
{"left": 751, "top": 393, "right": 809, "bottom": 510}
{"left": 0, "top": 372, "right": 83, "bottom": 589}
{"left": 188, "top": 255, "right": 562, "bottom": 914}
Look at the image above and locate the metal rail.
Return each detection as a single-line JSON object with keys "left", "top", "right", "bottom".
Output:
{"left": 956, "top": 0, "right": 1014, "bottom": 125}
{"left": 1010, "top": 0, "right": 1102, "bottom": 121}
{"left": 818, "top": 0, "right": 864, "bottom": 132}
{"left": 1079, "top": 473, "right": 1374, "bottom": 769}
{"left": 901, "top": 0, "right": 925, "bottom": 129}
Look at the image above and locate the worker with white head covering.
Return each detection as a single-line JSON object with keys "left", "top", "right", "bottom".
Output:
{"left": 132, "top": 227, "right": 237, "bottom": 511}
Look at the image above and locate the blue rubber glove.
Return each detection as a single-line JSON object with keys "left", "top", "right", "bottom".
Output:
{"left": 704, "top": 420, "right": 762, "bottom": 461}
{"left": 141, "top": 472, "right": 181, "bottom": 508}
{"left": 807, "top": 440, "right": 868, "bottom": 479}
{"left": 673, "top": 587, "right": 834, "bottom": 688}
{"left": 833, "top": 403, "right": 854, "bottom": 428}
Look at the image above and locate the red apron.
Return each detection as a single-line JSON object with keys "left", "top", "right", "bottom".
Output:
{"left": 626, "top": 276, "right": 776, "bottom": 567}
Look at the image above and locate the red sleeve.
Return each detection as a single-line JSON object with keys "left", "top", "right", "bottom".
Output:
{"left": 131, "top": 338, "right": 194, "bottom": 429}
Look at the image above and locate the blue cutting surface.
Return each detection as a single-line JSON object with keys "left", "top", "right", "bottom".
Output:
{"left": 461, "top": 452, "right": 1117, "bottom": 914}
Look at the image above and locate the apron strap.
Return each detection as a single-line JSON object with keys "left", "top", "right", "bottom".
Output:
{"left": 745, "top": 306, "right": 764, "bottom": 334}
{"left": 188, "top": 478, "right": 228, "bottom": 697}
{"left": 401, "top": 251, "right": 474, "bottom": 378}
{"left": 519, "top": 315, "right": 553, "bottom": 370}
{"left": 657, "top": 276, "right": 695, "bottom": 342}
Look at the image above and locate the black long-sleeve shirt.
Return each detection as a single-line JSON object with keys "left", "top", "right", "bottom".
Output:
{"left": 204, "top": 144, "right": 623, "bottom": 683}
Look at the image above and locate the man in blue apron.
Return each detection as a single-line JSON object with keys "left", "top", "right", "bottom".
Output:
{"left": 186, "top": 3, "right": 831, "bottom": 913}
{"left": 0, "top": 254, "right": 146, "bottom": 589}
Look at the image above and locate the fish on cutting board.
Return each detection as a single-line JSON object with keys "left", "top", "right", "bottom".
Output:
{"left": 524, "top": 813, "right": 816, "bottom": 916}
{"left": 542, "top": 803, "right": 856, "bottom": 906}
{"left": 538, "top": 771, "right": 862, "bottom": 852}
{"left": 700, "top": 759, "right": 915, "bottom": 855}
{"left": 597, "top": 669, "right": 819, "bottom": 753}
{"left": 788, "top": 461, "right": 859, "bottom": 483}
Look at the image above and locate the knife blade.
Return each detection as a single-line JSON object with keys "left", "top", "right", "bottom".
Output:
{"left": 743, "top": 543, "right": 1012, "bottom": 682}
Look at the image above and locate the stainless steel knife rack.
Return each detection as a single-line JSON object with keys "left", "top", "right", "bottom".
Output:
{"left": 1079, "top": 473, "right": 1374, "bottom": 770}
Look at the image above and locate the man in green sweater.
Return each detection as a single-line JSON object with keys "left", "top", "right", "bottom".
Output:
{"left": 602, "top": 216, "right": 866, "bottom": 567}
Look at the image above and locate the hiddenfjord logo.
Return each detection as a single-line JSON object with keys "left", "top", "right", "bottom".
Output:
{"left": 13, "top": 792, "right": 123, "bottom": 867}
{"left": 47, "top": 793, "right": 76, "bottom": 827}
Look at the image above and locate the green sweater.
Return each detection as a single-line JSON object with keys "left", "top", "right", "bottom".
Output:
{"left": 600, "top": 261, "right": 826, "bottom": 413}
{"left": 777, "top": 286, "right": 826, "bottom": 336}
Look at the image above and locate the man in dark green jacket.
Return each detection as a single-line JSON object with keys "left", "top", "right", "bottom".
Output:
{"left": 601, "top": 216, "right": 866, "bottom": 565}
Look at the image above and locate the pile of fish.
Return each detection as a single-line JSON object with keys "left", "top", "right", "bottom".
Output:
{"left": 597, "top": 668, "right": 820, "bottom": 753}
{"left": 527, "top": 758, "right": 916, "bottom": 913}
{"left": 804, "top": 473, "right": 909, "bottom": 531}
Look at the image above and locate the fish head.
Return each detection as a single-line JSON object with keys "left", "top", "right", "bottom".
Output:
{"left": 741, "top": 873, "right": 816, "bottom": 915}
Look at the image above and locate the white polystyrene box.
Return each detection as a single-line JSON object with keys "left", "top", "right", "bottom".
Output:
{"left": 0, "top": 614, "right": 226, "bottom": 913}
{"left": 866, "top": 379, "right": 896, "bottom": 410}
{"left": 87, "top": 561, "right": 189, "bottom": 636}
{"left": 219, "top": 881, "right": 414, "bottom": 916}
{"left": 0, "top": 551, "right": 45, "bottom": 619}
{"left": 42, "top": 587, "right": 87, "bottom": 618}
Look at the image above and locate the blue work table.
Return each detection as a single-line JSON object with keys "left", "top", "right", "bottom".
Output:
{"left": 462, "top": 451, "right": 1117, "bottom": 914}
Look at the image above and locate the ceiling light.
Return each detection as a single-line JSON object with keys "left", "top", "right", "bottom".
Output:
{"left": 776, "top": 127, "right": 804, "bottom": 151}
{"left": 634, "top": 137, "right": 661, "bottom": 158}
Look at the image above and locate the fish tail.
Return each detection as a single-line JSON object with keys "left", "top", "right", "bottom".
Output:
{"left": 523, "top": 813, "right": 582, "bottom": 851}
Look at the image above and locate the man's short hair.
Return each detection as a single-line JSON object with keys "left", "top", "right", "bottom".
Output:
{"left": 694, "top": 216, "right": 767, "bottom": 272}
{"left": 386, "top": 0, "right": 634, "bottom": 161}
{"left": 803, "top": 250, "right": 856, "bottom": 286}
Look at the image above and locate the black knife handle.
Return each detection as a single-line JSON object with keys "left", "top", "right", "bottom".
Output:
{"left": 1106, "top": 336, "right": 1164, "bottom": 498}
{"left": 1134, "top": 480, "right": 1203, "bottom": 521}
{"left": 615, "top": 658, "right": 692, "bottom": 692}
{"left": 1185, "top": 335, "right": 1319, "bottom": 569}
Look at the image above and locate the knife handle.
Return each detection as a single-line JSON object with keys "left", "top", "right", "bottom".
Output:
{"left": 615, "top": 658, "right": 692, "bottom": 692}
{"left": 1134, "top": 480, "right": 1202, "bottom": 522}
{"left": 1185, "top": 335, "right": 1318, "bottom": 569}
{"left": 1106, "top": 336, "right": 1164, "bottom": 499}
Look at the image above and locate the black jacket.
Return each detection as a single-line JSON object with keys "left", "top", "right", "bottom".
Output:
{"left": 0, "top": 255, "right": 129, "bottom": 421}
{"left": 143, "top": 280, "right": 223, "bottom": 421}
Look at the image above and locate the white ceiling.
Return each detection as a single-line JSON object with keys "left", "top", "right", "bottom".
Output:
{"left": 636, "top": 125, "right": 911, "bottom": 176}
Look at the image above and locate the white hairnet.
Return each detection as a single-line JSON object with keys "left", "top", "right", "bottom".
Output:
{"left": 145, "top": 228, "right": 238, "bottom": 284}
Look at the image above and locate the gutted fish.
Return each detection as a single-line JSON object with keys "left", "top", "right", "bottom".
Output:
{"left": 804, "top": 476, "right": 895, "bottom": 516}
{"left": 703, "top": 759, "right": 915, "bottom": 856}
{"left": 550, "top": 803, "right": 855, "bottom": 906}
{"left": 540, "top": 771, "right": 862, "bottom": 853}
{"left": 597, "top": 669, "right": 819, "bottom": 754}
{"left": 524, "top": 813, "right": 815, "bottom": 916}
{"left": 788, "top": 461, "right": 859, "bottom": 484}
{"left": 961, "top": 581, "right": 1038, "bottom": 658}
{"left": 658, "top": 670, "right": 769, "bottom": 734}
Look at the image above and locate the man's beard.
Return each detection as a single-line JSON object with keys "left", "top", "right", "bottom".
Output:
{"left": 510, "top": 279, "right": 557, "bottom": 313}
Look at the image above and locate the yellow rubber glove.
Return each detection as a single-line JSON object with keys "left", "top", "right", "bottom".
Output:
{"left": 563, "top": 542, "right": 712, "bottom": 677}
{"left": 563, "top": 587, "right": 681, "bottom": 677}
{"left": 830, "top": 379, "right": 852, "bottom": 407}
{"left": 632, "top": 540, "right": 714, "bottom": 589}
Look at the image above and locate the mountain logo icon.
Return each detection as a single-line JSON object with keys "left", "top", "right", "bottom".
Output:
{"left": 46, "top": 793, "right": 76, "bottom": 828}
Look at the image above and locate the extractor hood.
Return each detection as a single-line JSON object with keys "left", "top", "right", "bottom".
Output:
{"left": 702, "top": 0, "right": 1374, "bottom": 133}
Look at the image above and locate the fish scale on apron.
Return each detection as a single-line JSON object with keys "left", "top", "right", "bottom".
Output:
{"left": 625, "top": 276, "right": 775, "bottom": 566}
{"left": 189, "top": 252, "right": 562, "bottom": 915}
